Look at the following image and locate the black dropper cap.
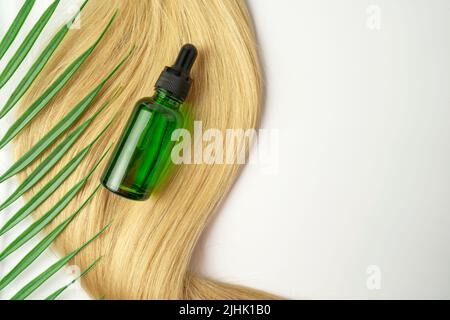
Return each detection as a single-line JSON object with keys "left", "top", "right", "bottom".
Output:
{"left": 155, "top": 44, "right": 198, "bottom": 101}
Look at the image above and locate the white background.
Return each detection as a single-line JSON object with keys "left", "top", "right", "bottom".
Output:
{"left": 1, "top": 0, "right": 450, "bottom": 299}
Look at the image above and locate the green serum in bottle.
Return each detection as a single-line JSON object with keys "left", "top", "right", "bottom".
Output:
{"left": 102, "top": 44, "right": 198, "bottom": 200}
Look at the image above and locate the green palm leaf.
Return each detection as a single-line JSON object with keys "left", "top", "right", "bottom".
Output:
{"left": 0, "top": 90, "right": 118, "bottom": 183}
{"left": 0, "top": 147, "right": 111, "bottom": 257}
{"left": 0, "top": 120, "right": 112, "bottom": 211}
{"left": 0, "top": 0, "right": 60, "bottom": 89}
{"left": 0, "top": 185, "right": 102, "bottom": 292}
{"left": 10, "top": 222, "right": 110, "bottom": 300}
{"left": 0, "top": 0, "right": 90, "bottom": 119}
{"left": 0, "top": 0, "right": 36, "bottom": 61}
{"left": 0, "top": 137, "right": 108, "bottom": 238}
{"left": 44, "top": 257, "right": 101, "bottom": 300}
{"left": 0, "top": 11, "right": 118, "bottom": 149}
{"left": 0, "top": 3, "right": 127, "bottom": 300}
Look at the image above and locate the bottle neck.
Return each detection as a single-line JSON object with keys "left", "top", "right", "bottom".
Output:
{"left": 153, "top": 89, "right": 183, "bottom": 110}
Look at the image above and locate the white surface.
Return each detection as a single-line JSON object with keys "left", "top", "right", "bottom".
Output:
{"left": 1, "top": 0, "right": 450, "bottom": 299}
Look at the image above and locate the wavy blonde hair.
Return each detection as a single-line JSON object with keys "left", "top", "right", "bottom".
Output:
{"left": 14, "top": 0, "right": 276, "bottom": 299}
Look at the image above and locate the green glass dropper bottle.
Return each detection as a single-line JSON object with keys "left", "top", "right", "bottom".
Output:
{"left": 101, "top": 44, "right": 198, "bottom": 200}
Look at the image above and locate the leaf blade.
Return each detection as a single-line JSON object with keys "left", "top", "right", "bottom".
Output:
{"left": 0, "top": 120, "right": 112, "bottom": 211}
{"left": 0, "top": 11, "right": 118, "bottom": 150}
{"left": 44, "top": 257, "right": 101, "bottom": 300}
{"left": 0, "top": 90, "right": 116, "bottom": 183}
{"left": 0, "top": 0, "right": 60, "bottom": 88}
{"left": 10, "top": 222, "right": 110, "bottom": 300}
{"left": 0, "top": 146, "right": 111, "bottom": 259}
{"left": 0, "top": 0, "right": 90, "bottom": 119}
{"left": 0, "top": 185, "right": 101, "bottom": 292}
{"left": 0, "top": 0, "right": 36, "bottom": 61}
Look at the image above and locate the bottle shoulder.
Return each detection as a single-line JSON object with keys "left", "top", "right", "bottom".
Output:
{"left": 135, "top": 97, "right": 183, "bottom": 124}
{"left": 136, "top": 97, "right": 176, "bottom": 112}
